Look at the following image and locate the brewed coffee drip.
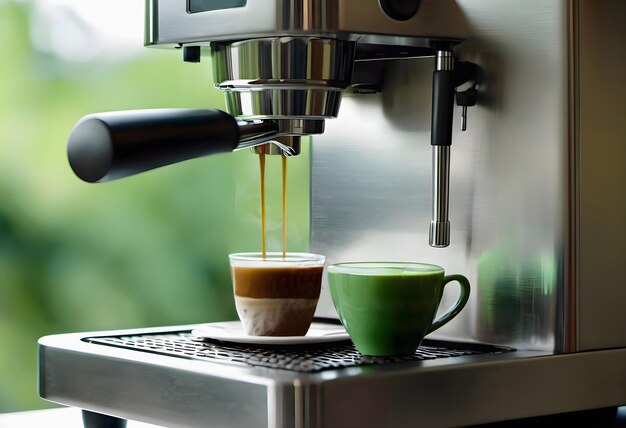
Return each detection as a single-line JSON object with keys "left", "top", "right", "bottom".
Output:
{"left": 281, "top": 154, "right": 287, "bottom": 259}
{"left": 258, "top": 148, "right": 288, "bottom": 259}
{"left": 258, "top": 146, "right": 267, "bottom": 258}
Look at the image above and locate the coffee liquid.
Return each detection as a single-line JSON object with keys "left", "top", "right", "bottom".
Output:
{"left": 259, "top": 148, "right": 267, "bottom": 258}
{"left": 258, "top": 150, "right": 288, "bottom": 259}
{"left": 233, "top": 266, "right": 323, "bottom": 299}
{"left": 232, "top": 264, "right": 323, "bottom": 336}
{"left": 281, "top": 154, "right": 287, "bottom": 258}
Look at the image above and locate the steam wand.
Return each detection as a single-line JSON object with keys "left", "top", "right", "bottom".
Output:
{"left": 429, "top": 51, "right": 481, "bottom": 248}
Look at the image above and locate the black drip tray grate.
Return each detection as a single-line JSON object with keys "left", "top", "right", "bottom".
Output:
{"left": 86, "top": 331, "right": 514, "bottom": 373}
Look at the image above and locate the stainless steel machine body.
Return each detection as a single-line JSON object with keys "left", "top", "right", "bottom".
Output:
{"left": 40, "top": 0, "right": 626, "bottom": 426}
{"left": 312, "top": 0, "right": 626, "bottom": 354}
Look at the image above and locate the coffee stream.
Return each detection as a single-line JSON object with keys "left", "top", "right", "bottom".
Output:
{"left": 282, "top": 154, "right": 287, "bottom": 259}
{"left": 258, "top": 148, "right": 288, "bottom": 259}
{"left": 259, "top": 147, "right": 267, "bottom": 258}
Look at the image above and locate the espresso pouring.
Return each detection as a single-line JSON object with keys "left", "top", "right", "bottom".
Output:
{"left": 258, "top": 147, "right": 288, "bottom": 259}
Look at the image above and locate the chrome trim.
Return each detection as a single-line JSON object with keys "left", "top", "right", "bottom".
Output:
{"left": 235, "top": 120, "right": 314, "bottom": 155}
{"left": 144, "top": 0, "right": 156, "bottom": 48}
{"left": 223, "top": 88, "right": 343, "bottom": 120}
{"left": 277, "top": 119, "right": 324, "bottom": 135}
{"left": 251, "top": 137, "right": 302, "bottom": 156}
{"left": 212, "top": 38, "right": 355, "bottom": 124}
{"left": 277, "top": 0, "right": 339, "bottom": 33}
{"left": 430, "top": 145, "right": 451, "bottom": 247}
{"left": 565, "top": 0, "right": 580, "bottom": 353}
{"left": 436, "top": 50, "right": 454, "bottom": 71}
{"left": 234, "top": 119, "right": 279, "bottom": 151}
{"left": 211, "top": 38, "right": 355, "bottom": 86}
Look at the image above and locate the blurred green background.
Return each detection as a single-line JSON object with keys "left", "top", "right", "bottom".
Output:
{"left": 0, "top": 0, "right": 310, "bottom": 413}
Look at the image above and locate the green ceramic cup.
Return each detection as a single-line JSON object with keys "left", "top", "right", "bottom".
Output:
{"left": 328, "top": 262, "right": 470, "bottom": 357}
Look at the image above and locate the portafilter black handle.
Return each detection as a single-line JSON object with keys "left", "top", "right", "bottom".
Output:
{"left": 67, "top": 109, "right": 241, "bottom": 183}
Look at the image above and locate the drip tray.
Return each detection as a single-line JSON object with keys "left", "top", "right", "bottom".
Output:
{"left": 40, "top": 325, "right": 626, "bottom": 427}
{"left": 85, "top": 331, "right": 514, "bottom": 373}
{"left": 42, "top": 324, "right": 586, "bottom": 427}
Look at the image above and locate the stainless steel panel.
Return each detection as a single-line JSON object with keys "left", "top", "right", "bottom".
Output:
{"left": 577, "top": 0, "right": 626, "bottom": 351}
{"left": 336, "top": 0, "right": 469, "bottom": 41}
{"left": 40, "top": 327, "right": 272, "bottom": 428}
{"left": 146, "top": 0, "right": 469, "bottom": 46}
{"left": 319, "top": 348, "right": 626, "bottom": 428}
{"left": 146, "top": 0, "right": 278, "bottom": 46}
{"left": 311, "top": 0, "right": 568, "bottom": 351}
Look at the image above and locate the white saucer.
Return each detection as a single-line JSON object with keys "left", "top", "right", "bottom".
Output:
{"left": 192, "top": 321, "right": 350, "bottom": 345}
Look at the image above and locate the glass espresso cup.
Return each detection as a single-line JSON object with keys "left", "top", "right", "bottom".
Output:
{"left": 229, "top": 252, "right": 325, "bottom": 336}
{"left": 328, "top": 262, "right": 470, "bottom": 356}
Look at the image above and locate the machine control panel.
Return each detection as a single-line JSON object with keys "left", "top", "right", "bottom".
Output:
{"left": 188, "top": 0, "right": 246, "bottom": 14}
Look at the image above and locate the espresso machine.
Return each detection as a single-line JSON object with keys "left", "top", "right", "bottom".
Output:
{"left": 39, "top": 1, "right": 626, "bottom": 427}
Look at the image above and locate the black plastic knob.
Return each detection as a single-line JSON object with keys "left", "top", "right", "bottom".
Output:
{"left": 379, "top": 0, "right": 421, "bottom": 21}
{"left": 456, "top": 89, "right": 478, "bottom": 107}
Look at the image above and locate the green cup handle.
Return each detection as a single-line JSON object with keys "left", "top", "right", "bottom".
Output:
{"left": 426, "top": 274, "right": 471, "bottom": 335}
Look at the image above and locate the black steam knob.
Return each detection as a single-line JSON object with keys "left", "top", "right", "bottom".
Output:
{"left": 379, "top": 0, "right": 421, "bottom": 21}
{"left": 67, "top": 109, "right": 240, "bottom": 183}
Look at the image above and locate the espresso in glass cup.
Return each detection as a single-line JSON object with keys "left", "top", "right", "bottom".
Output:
{"left": 229, "top": 253, "right": 325, "bottom": 336}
